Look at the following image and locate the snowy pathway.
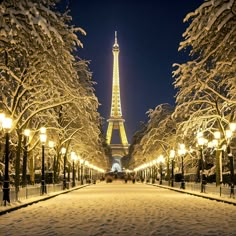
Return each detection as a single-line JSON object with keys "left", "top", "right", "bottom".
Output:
{"left": 1, "top": 181, "right": 236, "bottom": 236}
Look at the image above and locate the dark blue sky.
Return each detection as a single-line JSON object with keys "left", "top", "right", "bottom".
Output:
{"left": 62, "top": 0, "right": 204, "bottom": 141}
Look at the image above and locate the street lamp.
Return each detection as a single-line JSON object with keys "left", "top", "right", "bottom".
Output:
{"left": 61, "top": 147, "right": 67, "bottom": 189}
{"left": 152, "top": 159, "right": 157, "bottom": 183}
{"left": 85, "top": 160, "right": 89, "bottom": 183}
{"left": 40, "top": 128, "right": 47, "bottom": 195}
{"left": 213, "top": 131, "right": 223, "bottom": 186}
{"left": 22, "top": 129, "right": 30, "bottom": 187}
{"left": 178, "top": 143, "right": 186, "bottom": 189}
{"left": 170, "top": 150, "right": 175, "bottom": 187}
{"left": 2, "top": 116, "right": 12, "bottom": 206}
{"left": 157, "top": 155, "right": 164, "bottom": 185}
{"left": 80, "top": 159, "right": 85, "bottom": 185}
{"left": 197, "top": 132, "right": 208, "bottom": 193}
{"left": 71, "top": 151, "right": 77, "bottom": 187}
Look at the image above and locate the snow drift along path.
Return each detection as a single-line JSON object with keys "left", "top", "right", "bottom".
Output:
{"left": 1, "top": 181, "right": 236, "bottom": 236}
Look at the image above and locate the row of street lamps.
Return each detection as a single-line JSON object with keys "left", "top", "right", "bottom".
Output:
{"left": 0, "top": 112, "right": 105, "bottom": 205}
{"left": 39, "top": 135, "right": 105, "bottom": 193}
{"left": 196, "top": 123, "right": 236, "bottom": 196}
{"left": 133, "top": 122, "right": 235, "bottom": 196}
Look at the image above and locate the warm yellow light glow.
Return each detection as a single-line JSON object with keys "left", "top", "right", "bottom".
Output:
{"left": 225, "top": 129, "right": 232, "bottom": 139}
{"left": 229, "top": 123, "right": 236, "bottom": 132}
{"left": 24, "top": 129, "right": 30, "bottom": 137}
{"left": 214, "top": 131, "right": 221, "bottom": 139}
{"left": 40, "top": 133, "right": 47, "bottom": 144}
{"left": 111, "top": 32, "right": 122, "bottom": 118}
{"left": 189, "top": 147, "right": 195, "bottom": 153}
{"left": 170, "top": 150, "right": 175, "bottom": 159}
{"left": 197, "top": 137, "right": 205, "bottom": 146}
{"left": 106, "top": 32, "right": 129, "bottom": 148}
{"left": 2, "top": 117, "right": 12, "bottom": 130}
{"left": 178, "top": 143, "right": 186, "bottom": 155}
{"left": 197, "top": 131, "right": 203, "bottom": 138}
{"left": 0, "top": 113, "right": 5, "bottom": 123}
{"left": 61, "top": 147, "right": 66, "bottom": 154}
{"left": 48, "top": 141, "right": 55, "bottom": 148}
{"left": 152, "top": 159, "right": 157, "bottom": 165}
{"left": 40, "top": 127, "right": 46, "bottom": 134}
{"left": 207, "top": 141, "right": 213, "bottom": 148}
{"left": 157, "top": 155, "right": 164, "bottom": 164}
{"left": 212, "top": 139, "right": 218, "bottom": 147}
{"left": 71, "top": 151, "right": 78, "bottom": 161}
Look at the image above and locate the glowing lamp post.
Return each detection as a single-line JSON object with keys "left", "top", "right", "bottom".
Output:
{"left": 40, "top": 128, "right": 47, "bottom": 195}
{"left": 152, "top": 159, "right": 157, "bottom": 183}
{"left": 170, "top": 150, "right": 175, "bottom": 187}
{"left": 85, "top": 161, "right": 89, "bottom": 182}
{"left": 22, "top": 129, "right": 30, "bottom": 187}
{"left": 2, "top": 117, "right": 12, "bottom": 206}
{"left": 61, "top": 147, "right": 67, "bottom": 189}
{"left": 157, "top": 155, "right": 164, "bottom": 185}
{"left": 178, "top": 144, "right": 186, "bottom": 189}
{"left": 197, "top": 133, "right": 208, "bottom": 193}
{"left": 71, "top": 151, "right": 77, "bottom": 187}
{"left": 213, "top": 130, "right": 223, "bottom": 186}
{"left": 80, "top": 159, "right": 85, "bottom": 185}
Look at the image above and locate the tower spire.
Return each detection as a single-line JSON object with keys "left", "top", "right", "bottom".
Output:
{"left": 115, "top": 31, "right": 118, "bottom": 45}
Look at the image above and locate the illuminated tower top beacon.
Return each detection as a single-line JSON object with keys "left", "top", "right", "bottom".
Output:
{"left": 106, "top": 31, "right": 129, "bottom": 157}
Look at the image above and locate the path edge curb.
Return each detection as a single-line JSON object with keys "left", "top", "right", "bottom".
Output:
{"left": 148, "top": 183, "right": 236, "bottom": 206}
{"left": 0, "top": 184, "right": 90, "bottom": 216}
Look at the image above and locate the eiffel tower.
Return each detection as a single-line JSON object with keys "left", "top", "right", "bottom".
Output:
{"left": 106, "top": 32, "right": 129, "bottom": 171}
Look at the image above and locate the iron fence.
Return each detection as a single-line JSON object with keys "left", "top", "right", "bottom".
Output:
{"left": 0, "top": 181, "right": 82, "bottom": 205}
{"left": 160, "top": 180, "right": 234, "bottom": 199}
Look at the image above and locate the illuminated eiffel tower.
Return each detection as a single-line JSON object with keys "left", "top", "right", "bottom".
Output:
{"left": 106, "top": 32, "right": 129, "bottom": 170}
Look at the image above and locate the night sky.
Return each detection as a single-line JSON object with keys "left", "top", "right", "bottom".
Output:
{"left": 62, "top": 0, "right": 204, "bottom": 141}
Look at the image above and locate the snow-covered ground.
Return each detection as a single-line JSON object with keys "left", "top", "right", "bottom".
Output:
{"left": 1, "top": 181, "right": 236, "bottom": 236}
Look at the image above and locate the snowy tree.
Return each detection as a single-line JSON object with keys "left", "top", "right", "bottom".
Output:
{"left": 173, "top": 0, "right": 236, "bottom": 132}
{"left": 0, "top": 0, "right": 108, "bottom": 193}
{"left": 128, "top": 121, "right": 147, "bottom": 170}
{"left": 128, "top": 104, "right": 177, "bottom": 177}
{"left": 173, "top": 0, "right": 236, "bottom": 185}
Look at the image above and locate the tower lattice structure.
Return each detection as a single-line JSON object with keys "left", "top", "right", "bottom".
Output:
{"left": 106, "top": 32, "right": 129, "bottom": 156}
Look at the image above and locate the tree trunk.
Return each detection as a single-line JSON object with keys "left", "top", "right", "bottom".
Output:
{"left": 166, "top": 158, "right": 170, "bottom": 183}
{"left": 29, "top": 151, "right": 35, "bottom": 184}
